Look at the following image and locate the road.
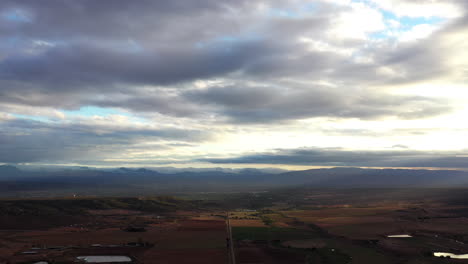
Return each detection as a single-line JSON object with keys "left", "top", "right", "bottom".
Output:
{"left": 226, "top": 212, "right": 236, "bottom": 264}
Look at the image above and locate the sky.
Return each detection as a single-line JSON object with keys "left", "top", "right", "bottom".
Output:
{"left": 0, "top": 0, "right": 468, "bottom": 169}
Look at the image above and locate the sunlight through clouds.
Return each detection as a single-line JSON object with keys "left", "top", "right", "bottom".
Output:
{"left": 0, "top": 0, "right": 466, "bottom": 168}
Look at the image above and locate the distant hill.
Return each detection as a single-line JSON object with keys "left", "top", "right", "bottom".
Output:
{"left": 275, "top": 167, "right": 468, "bottom": 187}
{"left": 1, "top": 165, "right": 468, "bottom": 197}
{"left": 0, "top": 165, "right": 22, "bottom": 179}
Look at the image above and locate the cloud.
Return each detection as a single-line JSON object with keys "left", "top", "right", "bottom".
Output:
{"left": 0, "top": 116, "right": 213, "bottom": 163}
{"left": 185, "top": 84, "right": 451, "bottom": 123}
{"left": 0, "top": 0, "right": 463, "bottom": 121}
{"left": 0, "top": 0, "right": 467, "bottom": 166}
{"left": 200, "top": 147, "right": 468, "bottom": 168}
{"left": 369, "top": 0, "right": 463, "bottom": 18}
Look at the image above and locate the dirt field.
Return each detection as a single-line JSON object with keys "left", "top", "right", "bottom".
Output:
{"left": 0, "top": 210, "right": 228, "bottom": 264}
{"left": 230, "top": 219, "right": 265, "bottom": 227}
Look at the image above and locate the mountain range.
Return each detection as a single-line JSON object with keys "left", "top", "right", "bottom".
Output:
{"left": 1, "top": 165, "right": 468, "bottom": 197}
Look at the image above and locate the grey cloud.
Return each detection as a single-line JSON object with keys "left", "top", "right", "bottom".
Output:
{"left": 185, "top": 85, "right": 451, "bottom": 123}
{"left": 200, "top": 147, "right": 468, "bottom": 168}
{"left": 0, "top": 0, "right": 279, "bottom": 105}
{"left": 89, "top": 92, "right": 204, "bottom": 118}
{"left": 0, "top": 0, "right": 251, "bottom": 40}
{"left": 0, "top": 0, "right": 465, "bottom": 124}
{"left": 0, "top": 117, "right": 212, "bottom": 163}
{"left": 0, "top": 40, "right": 269, "bottom": 89}
{"left": 392, "top": 145, "right": 409, "bottom": 149}
{"left": 240, "top": 9, "right": 468, "bottom": 86}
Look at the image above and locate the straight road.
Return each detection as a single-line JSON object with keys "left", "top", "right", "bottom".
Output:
{"left": 226, "top": 212, "right": 236, "bottom": 264}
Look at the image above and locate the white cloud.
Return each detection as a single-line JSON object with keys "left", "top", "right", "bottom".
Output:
{"left": 0, "top": 112, "right": 14, "bottom": 122}
{"left": 398, "top": 23, "right": 440, "bottom": 42}
{"left": 387, "top": 19, "right": 401, "bottom": 28}
{"left": 369, "top": 0, "right": 462, "bottom": 18}
{"left": 329, "top": 2, "right": 386, "bottom": 39}
{"left": 0, "top": 104, "right": 66, "bottom": 120}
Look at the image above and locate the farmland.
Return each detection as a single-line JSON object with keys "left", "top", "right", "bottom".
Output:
{"left": 3, "top": 189, "right": 468, "bottom": 263}
{"left": 0, "top": 198, "right": 228, "bottom": 264}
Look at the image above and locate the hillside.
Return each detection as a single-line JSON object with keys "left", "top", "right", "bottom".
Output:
{"left": 0, "top": 196, "right": 194, "bottom": 216}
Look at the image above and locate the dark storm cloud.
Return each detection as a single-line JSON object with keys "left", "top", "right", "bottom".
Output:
{"left": 0, "top": 117, "right": 212, "bottom": 163}
{"left": 201, "top": 147, "right": 468, "bottom": 168}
